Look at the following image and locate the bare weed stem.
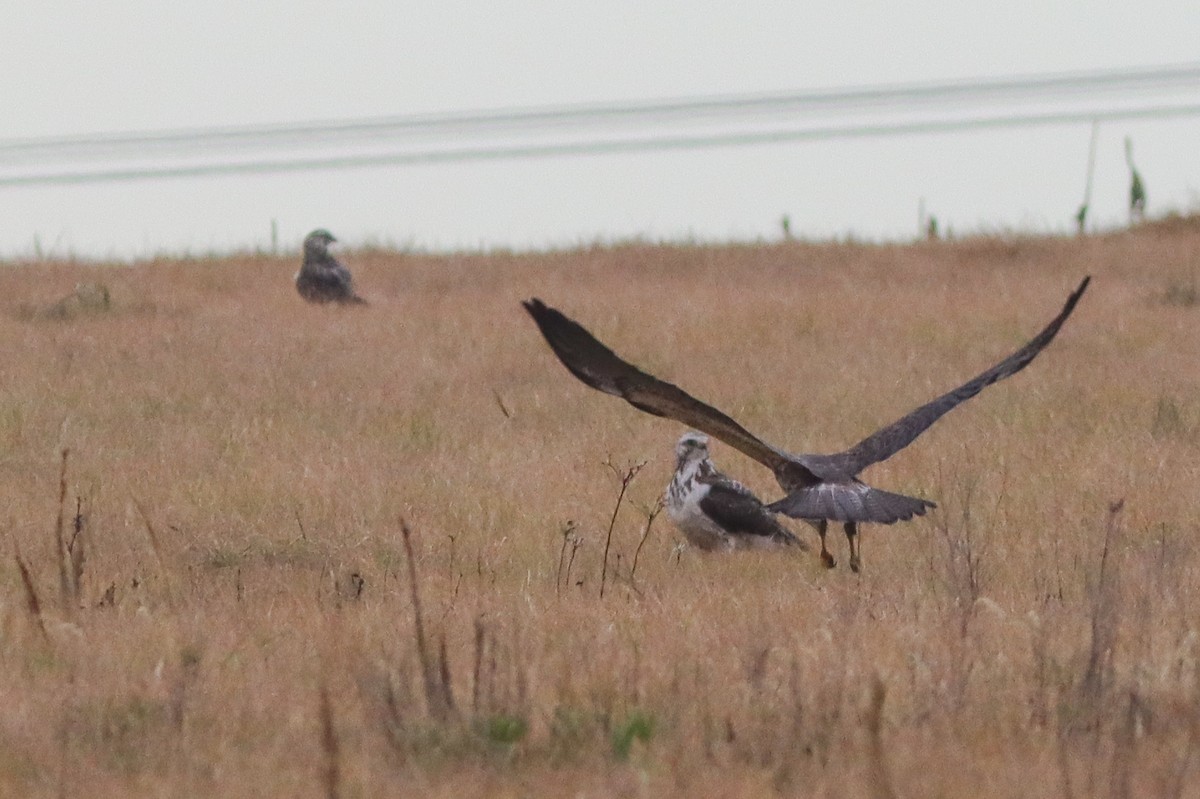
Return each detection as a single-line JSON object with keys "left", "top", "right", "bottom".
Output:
{"left": 14, "top": 546, "right": 50, "bottom": 644}
{"left": 318, "top": 682, "right": 341, "bottom": 799}
{"left": 400, "top": 518, "right": 457, "bottom": 720}
{"left": 600, "top": 458, "right": 646, "bottom": 598}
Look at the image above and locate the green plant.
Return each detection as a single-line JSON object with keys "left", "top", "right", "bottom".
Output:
{"left": 611, "top": 710, "right": 656, "bottom": 760}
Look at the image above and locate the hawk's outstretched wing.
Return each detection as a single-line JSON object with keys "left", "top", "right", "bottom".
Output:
{"left": 825, "top": 276, "right": 1090, "bottom": 475}
{"left": 523, "top": 298, "right": 809, "bottom": 479}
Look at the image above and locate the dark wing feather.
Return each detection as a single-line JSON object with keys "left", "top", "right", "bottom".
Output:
{"left": 698, "top": 482, "right": 805, "bottom": 547}
{"left": 324, "top": 259, "right": 358, "bottom": 298}
{"left": 829, "top": 276, "right": 1090, "bottom": 475}
{"left": 300, "top": 266, "right": 344, "bottom": 292}
{"left": 523, "top": 298, "right": 804, "bottom": 477}
{"left": 298, "top": 256, "right": 363, "bottom": 303}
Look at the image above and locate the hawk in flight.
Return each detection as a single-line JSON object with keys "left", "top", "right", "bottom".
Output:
{"left": 523, "top": 276, "right": 1089, "bottom": 572}
{"left": 667, "top": 431, "right": 808, "bottom": 552}
{"left": 295, "top": 229, "right": 367, "bottom": 305}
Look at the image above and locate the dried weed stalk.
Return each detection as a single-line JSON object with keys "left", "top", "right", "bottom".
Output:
{"left": 600, "top": 457, "right": 646, "bottom": 598}
{"left": 132, "top": 498, "right": 174, "bottom": 607}
{"left": 67, "top": 496, "right": 86, "bottom": 610}
{"left": 865, "top": 676, "right": 898, "bottom": 799}
{"left": 14, "top": 546, "right": 50, "bottom": 643}
{"left": 555, "top": 520, "right": 577, "bottom": 597}
{"left": 53, "top": 448, "right": 73, "bottom": 612}
{"left": 491, "top": 388, "right": 512, "bottom": 419}
{"left": 472, "top": 616, "right": 487, "bottom": 715}
{"left": 318, "top": 681, "right": 341, "bottom": 799}
{"left": 1080, "top": 500, "right": 1125, "bottom": 718}
{"left": 630, "top": 495, "right": 665, "bottom": 584}
{"left": 400, "top": 517, "right": 457, "bottom": 721}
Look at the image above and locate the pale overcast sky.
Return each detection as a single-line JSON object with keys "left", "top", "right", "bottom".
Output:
{"left": 3, "top": 2, "right": 1199, "bottom": 259}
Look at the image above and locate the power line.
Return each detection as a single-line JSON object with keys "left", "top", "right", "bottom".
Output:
{"left": 4, "top": 62, "right": 1200, "bottom": 160}
{"left": 2, "top": 63, "right": 1199, "bottom": 187}
{"left": 4, "top": 102, "right": 1198, "bottom": 188}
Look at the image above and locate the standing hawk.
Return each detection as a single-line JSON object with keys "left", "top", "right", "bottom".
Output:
{"left": 667, "top": 431, "right": 808, "bottom": 552}
{"left": 523, "top": 276, "right": 1088, "bottom": 572}
{"left": 295, "top": 229, "right": 367, "bottom": 305}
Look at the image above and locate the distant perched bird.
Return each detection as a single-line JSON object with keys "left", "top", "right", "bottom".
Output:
{"left": 523, "top": 277, "right": 1089, "bottom": 572}
{"left": 295, "top": 229, "right": 366, "bottom": 305}
{"left": 667, "top": 431, "right": 808, "bottom": 552}
{"left": 1125, "top": 137, "right": 1146, "bottom": 223}
{"left": 1075, "top": 203, "right": 1089, "bottom": 236}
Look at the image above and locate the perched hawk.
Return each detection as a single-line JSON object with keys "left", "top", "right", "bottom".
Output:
{"left": 295, "top": 229, "right": 367, "bottom": 305}
{"left": 523, "top": 276, "right": 1089, "bottom": 572}
{"left": 667, "top": 431, "right": 808, "bottom": 552}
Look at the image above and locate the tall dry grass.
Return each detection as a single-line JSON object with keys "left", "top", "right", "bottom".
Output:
{"left": 0, "top": 219, "right": 1198, "bottom": 797}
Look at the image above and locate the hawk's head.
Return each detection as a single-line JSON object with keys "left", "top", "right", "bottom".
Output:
{"left": 303, "top": 228, "right": 338, "bottom": 261}
{"left": 674, "top": 431, "right": 711, "bottom": 470}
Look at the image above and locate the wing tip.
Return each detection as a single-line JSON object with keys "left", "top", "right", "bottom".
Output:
{"left": 522, "top": 297, "right": 548, "bottom": 317}
{"left": 522, "top": 297, "right": 572, "bottom": 343}
{"left": 1077, "top": 275, "right": 1092, "bottom": 292}
{"left": 1066, "top": 275, "right": 1091, "bottom": 310}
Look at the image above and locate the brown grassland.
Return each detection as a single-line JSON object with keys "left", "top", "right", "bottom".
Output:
{"left": 1, "top": 219, "right": 1199, "bottom": 798}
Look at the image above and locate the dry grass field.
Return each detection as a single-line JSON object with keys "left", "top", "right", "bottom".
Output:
{"left": 0, "top": 219, "right": 1198, "bottom": 797}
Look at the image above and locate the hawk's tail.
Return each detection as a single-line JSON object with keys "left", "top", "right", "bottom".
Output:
{"left": 768, "top": 484, "right": 935, "bottom": 525}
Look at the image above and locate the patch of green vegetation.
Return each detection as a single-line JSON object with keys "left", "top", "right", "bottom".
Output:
{"left": 611, "top": 709, "right": 656, "bottom": 760}
{"left": 1151, "top": 395, "right": 1193, "bottom": 440}
{"left": 20, "top": 647, "right": 67, "bottom": 678}
{"left": 386, "top": 717, "right": 520, "bottom": 767}
{"left": 480, "top": 713, "right": 528, "bottom": 746}
{"left": 406, "top": 412, "right": 440, "bottom": 451}
{"left": 0, "top": 749, "right": 42, "bottom": 792}
{"left": 254, "top": 535, "right": 327, "bottom": 568}
{"left": 372, "top": 544, "right": 405, "bottom": 573}
{"left": 371, "top": 409, "right": 442, "bottom": 453}
{"left": 200, "top": 545, "right": 248, "bottom": 570}
{"left": 386, "top": 713, "right": 530, "bottom": 765}
{"left": 135, "top": 395, "right": 170, "bottom": 422}
{"left": 0, "top": 402, "right": 25, "bottom": 446}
